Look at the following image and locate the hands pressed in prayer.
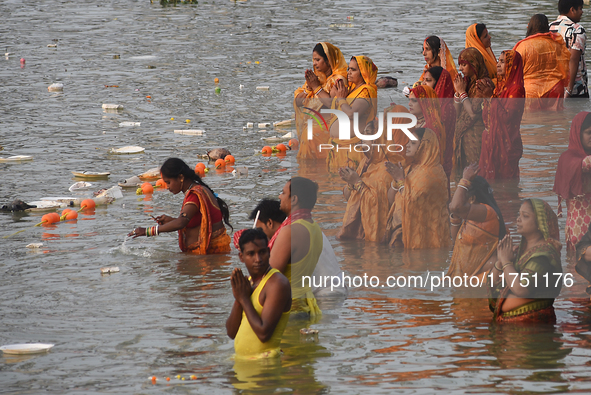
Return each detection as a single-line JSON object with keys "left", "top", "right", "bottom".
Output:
{"left": 339, "top": 166, "right": 361, "bottom": 185}
{"left": 305, "top": 69, "right": 321, "bottom": 90}
{"left": 497, "top": 235, "right": 516, "bottom": 266}
{"left": 335, "top": 79, "right": 349, "bottom": 99}
{"left": 462, "top": 163, "right": 480, "bottom": 181}
{"left": 476, "top": 79, "right": 494, "bottom": 97}
{"left": 453, "top": 74, "right": 467, "bottom": 95}
{"left": 385, "top": 161, "right": 405, "bottom": 181}
{"left": 231, "top": 268, "right": 252, "bottom": 304}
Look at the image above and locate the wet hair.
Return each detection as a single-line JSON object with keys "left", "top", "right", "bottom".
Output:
{"left": 238, "top": 228, "right": 268, "bottom": 251}
{"left": 468, "top": 176, "right": 507, "bottom": 239}
{"left": 249, "top": 198, "right": 286, "bottom": 224}
{"left": 582, "top": 113, "right": 591, "bottom": 133}
{"left": 526, "top": 14, "right": 550, "bottom": 36}
{"left": 413, "top": 127, "right": 426, "bottom": 140}
{"left": 424, "top": 36, "right": 441, "bottom": 58}
{"left": 160, "top": 157, "right": 232, "bottom": 230}
{"left": 559, "top": 0, "right": 583, "bottom": 15}
{"left": 426, "top": 66, "right": 444, "bottom": 86}
{"left": 289, "top": 177, "right": 318, "bottom": 210}
{"left": 313, "top": 43, "right": 329, "bottom": 65}
{"left": 475, "top": 23, "right": 487, "bottom": 40}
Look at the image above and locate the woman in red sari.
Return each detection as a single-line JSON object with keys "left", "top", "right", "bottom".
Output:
{"left": 129, "top": 158, "right": 232, "bottom": 254}
{"left": 554, "top": 111, "right": 591, "bottom": 254}
{"left": 408, "top": 84, "right": 446, "bottom": 166}
{"left": 422, "top": 66, "right": 456, "bottom": 179}
{"left": 478, "top": 50, "right": 525, "bottom": 180}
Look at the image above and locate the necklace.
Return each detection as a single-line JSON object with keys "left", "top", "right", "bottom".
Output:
{"left": 251, "top": 265, "right": 272, "bottom": 288}
{"left": 184, "top": 181, "right": 195, "bottom": 195}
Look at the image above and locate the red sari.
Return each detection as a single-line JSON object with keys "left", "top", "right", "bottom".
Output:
{"left": 410, "top": 85, "right": 445, "bottom": 164}
{"left": 432, "top": 69, "right": 456, "bottom": 178}
{"left": 479, "top": 50, "right": 525, "bottom": 180}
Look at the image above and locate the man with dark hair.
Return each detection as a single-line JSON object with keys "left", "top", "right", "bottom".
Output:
{"left": 226, "top": 228, "right": 291, "bottom": 358}
{"left": 271, "top": 177, "right": 323, "bottom": 316}
{"left": 550, "top": 0, "right": 588, "bottom": 98}
{"left": 248, "top": 199, "right": 287, "bottom": 242}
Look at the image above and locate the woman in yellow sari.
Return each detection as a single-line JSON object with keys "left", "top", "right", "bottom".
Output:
{"left": 466, "top": 23, "right": 497, "bottom": 84}
{"left": 419, "top": 36, "right": 459, "bottom": 83}
{"left": 337, "top": 105, "right": 410, "bottom": 242}
{"left": 294, "top": 43, "right": 348, "bottom": 160}
{"left": 326, "top": 55, "right": 378, "bottom": 172}
{"left": 382, "top": 128, "right": 450, "bottom": 249}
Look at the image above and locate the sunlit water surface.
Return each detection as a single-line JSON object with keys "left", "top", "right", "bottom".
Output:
{"left": 2, "top": 0, "right": 591, "bottom": 393}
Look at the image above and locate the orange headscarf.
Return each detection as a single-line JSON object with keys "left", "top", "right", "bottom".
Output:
{"left": 294, "top": 42, "right": 348, "bottom": 98}
{"left": 465, "top": 24, "right": 497, "bottom": 82}
{"left": 420, "top": 37, "right": 459, "bottom": 82}
{"left": 494, "top": 50, "right": 524, "bottom": 99}
{"left": 410, "top": 85, "right": 446, "bottom": 162}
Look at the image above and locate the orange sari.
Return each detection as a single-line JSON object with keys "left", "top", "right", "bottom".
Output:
{"left": 338, "top": 106, "right": 409, "bottom": 242}
{"left": 419, "top": 37, "right": 459, "bottom": 82}
{"left": 179, "top": 185, "right": 231, "bottom": 254}
{"left": 326, "top": 56, "right": 378, "bottom": 172}
{"left": 466, "top": 23, "right": 497, "bottom": 83}
{"left": 513, "top": 32, "right": 570, "bottom": 111}
{"left": 294, "top": 42, "right": 348, "bottom": 160}
{"left": 383, "top": 129, "right": 450, "bottom": 249}
{"left": 410, "top": 85, "right": 446, "bottom": 164}
{"left": 448, "top": 204, "right": 500, "bottom": 277}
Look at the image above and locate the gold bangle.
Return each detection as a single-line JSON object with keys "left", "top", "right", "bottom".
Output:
{"left": 501, "top": 262, "right": 513, "bottom": 271}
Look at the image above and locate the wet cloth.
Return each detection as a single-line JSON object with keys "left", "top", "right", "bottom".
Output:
{"left": 383, "top": 128, "right": 450, "bottom": 249}
{"left": 575, "top": 228, "right": 591, "bottom": 295}
{"left": 233, "top": 268, "right": 290, "bottom": 359}
{"left": 294, "top": 42, "right": 348, "bottom": 160}
{"left": 479, "top": 50, "right": 525, "bottom": 180}
{"left": 326, "top": 56, "right": 378, "bottom": 172}
{"left": 419, "top": 37, "right": 459, "bottom": 83}
{"left": 488, "top": 199, "right": 562, "bottom": 322}
{"left": 410, "top": 85, "right": 446, "bottom": 164}
{"left": 550, "top": 15, "right": 588, "bottom": 97}
{"left": 432, "top": 69, "right": 457, "bottom": 178}
{"left": 513, "top": 32, "right": 570, "bottom": 110}
{"left": 448, "top": 204, "right": 500, "bottom": 277}
{"left": 179, "top": 184, "right": 230, "bottom": 254}
{"left": 554, "top": 111, "right": 591, "bottom": 252}
{"left": 286, "top": 218, "right": 323, "bottom": 316}
{"left": 454, "top": 48, "right": 491, "bottom": 177}
{"left": 465, "top": 23, "right": 497, "bottom": 83}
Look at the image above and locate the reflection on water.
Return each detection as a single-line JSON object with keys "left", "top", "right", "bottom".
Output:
{"left": 2, "top": 0, "right": 591, "bottom": 393}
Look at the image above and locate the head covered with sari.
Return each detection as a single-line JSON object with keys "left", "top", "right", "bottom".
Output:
{"left": 554, "top": 112, "right": 591, "bottom": 202}
{"left": 315, "top": 42, "right": 348, "bottom": 86}
{"left": 465, "top": 23, "right": 497, "bottom": 80}
{"left": 495, "top": 50, "right": 524, "bottom": 98}
{"left": 352, "top": 55, "right": 378, "bottom": 92}
{"left": 458, "top": 47, "right": 490, "bottom": 85}
{"left": 522, "top": 198, "right": 562, "bottom": 254}
{"left": 422, "top": 36, "right": 458, "bottom": 81}
{"left": 428, "top": 67, "right": 455, "bottom": 99}
{"left": 410, "top": 85, "right": 446, "bottom": 160}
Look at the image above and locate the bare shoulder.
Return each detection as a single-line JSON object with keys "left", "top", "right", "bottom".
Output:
{"left": 267, "top": 270, "right": 290, "bottom": 289}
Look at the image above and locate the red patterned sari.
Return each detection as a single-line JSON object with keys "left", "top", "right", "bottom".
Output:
{"left": 479, "top": 50, "right": 525, "bottom": 180}
{"left": 432, "top": 69, "right": 456, "bottom": 178}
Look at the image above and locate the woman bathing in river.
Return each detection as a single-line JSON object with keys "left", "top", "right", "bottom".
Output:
{"left": 129, "top": 158, "right": 232, "bottom": 254}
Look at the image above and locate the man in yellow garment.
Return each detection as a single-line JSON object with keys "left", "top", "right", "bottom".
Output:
{"left": 271, "top": 177, "right": 323, "bottom": 316}
{"left": 226, "top": 229, "right": 291, "bottom": 359}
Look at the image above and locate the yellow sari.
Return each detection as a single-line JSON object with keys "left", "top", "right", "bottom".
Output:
{"left": 326, "top": 55, "right": 378, "bottom": 172}
{"left": 419, "top": 37, "right": 459, "bottom": 83}
{"left": 294, "top": 42, "right": 348, "bottom": 160}
{"left": 383, "top": 129, "right": 450, "bottom": 249}
{"left": 465, "top": 23, "right": 497, "bottom": 84}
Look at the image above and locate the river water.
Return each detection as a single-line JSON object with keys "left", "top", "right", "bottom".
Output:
{"left": 2, "top": 0, "right": 591, "bottom": 393}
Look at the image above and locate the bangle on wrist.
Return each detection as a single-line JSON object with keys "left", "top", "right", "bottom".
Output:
{"left": 494, "top": 261, "right": 503, "bottom": 271}
{"left": 314, "top": 86, "right": 323, "bottom": 95}
{"left": 501, "top": 262, "right": 512, "bottom": 270}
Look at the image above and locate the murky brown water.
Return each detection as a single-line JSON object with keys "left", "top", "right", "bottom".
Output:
{"left": 2, "top": 0, "right": 591, "bottom": 393}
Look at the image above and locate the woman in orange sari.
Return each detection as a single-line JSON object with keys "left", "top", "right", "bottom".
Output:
{"left": 326, "top": 55, "right": 378, "bottom": 172}
{"left": 478, "top": 50, "right": 525, "bottom": 180}
{"left": 337, "top": 106, "right": 410, "bottom": 242}
{"left": 453, "top": 48, "right": 493, "bottom": 179}
{"left": 419, "top": 36, "right": 458, "bottom": 83}
{"left": 129, "top": 158, "right": 232, "bottom": 254}
{"left": 294, "top": 42, "right": 348, "bottom": 160}
{"left": 448, "top": 163, "right": 507, "bottom": 277}
{"left": 488, "top": 198, "right": 562, "bottom": 323}
{"left": 382, "top": 128, "right": 450, "bottom": 249}
{"left": 466, "top": 23, "right": 497, "bottom": 83}
{"left": 513, "top": 14, "right": 570, "bottom": 111}
{"left": 409, "top": 84, "right": 446, "bottom": 168}
{"left": 422, "top": 66, "right": 456, "bottom": 178}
